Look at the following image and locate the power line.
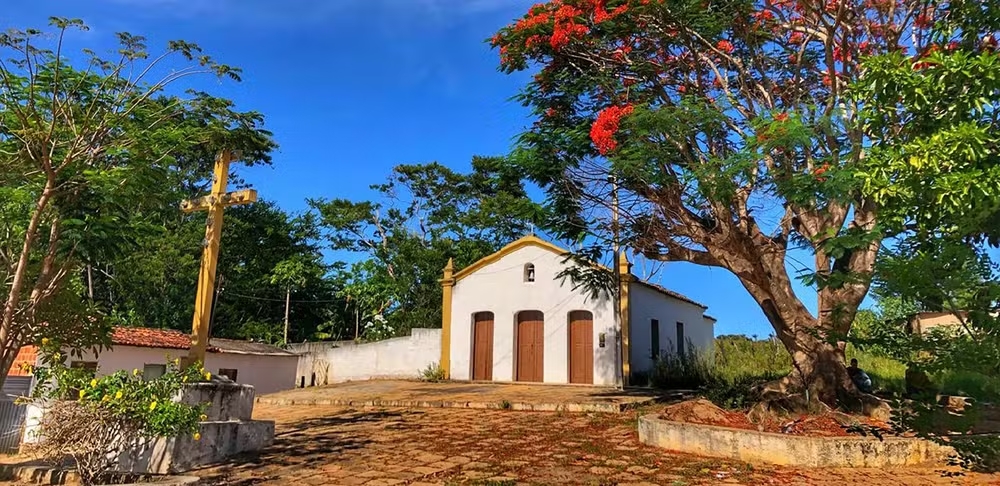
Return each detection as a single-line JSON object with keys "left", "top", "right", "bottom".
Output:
{"left": 225, "top": 291, "right": 344, "bottom": 304}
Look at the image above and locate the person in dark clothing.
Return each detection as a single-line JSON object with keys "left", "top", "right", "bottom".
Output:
{"left": 847, "top": 358, "right": 873, "bottom": 393}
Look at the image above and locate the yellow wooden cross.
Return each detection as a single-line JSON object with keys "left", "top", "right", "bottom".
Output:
{"left": 180, "top": 151, "right": 257, "bottom": 368}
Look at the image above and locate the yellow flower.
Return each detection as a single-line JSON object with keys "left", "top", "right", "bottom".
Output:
{"left": 204, "top": 372, "right": 211, "bottom": 381}
{"left": 149, "top": 401, "right": 157, "bottom": 411}
{"left": 115, "top": 391, "right": 123, "bottom": 400}
{"left": 133, "top": 369, "right": 140, "bottom": 376}
{"left": 193, "top": 432, "right": 201, "bottom": 441}
{"left": 41, "top": 338, "right": 49, "bottom": 346}
{"left": 78, "top": 389, "right": 85, "bottom": 399}
{"left": 90, "top": 379, "right": 97, "bottom": 388}
{"left": 102, "top": 395, "right": 109, "bottom": 402}
{"left": 200, "top": 414, "right": 208, "bottom": 421}
{"left": 173, "top": 358, "right": 180, "bottom": 366}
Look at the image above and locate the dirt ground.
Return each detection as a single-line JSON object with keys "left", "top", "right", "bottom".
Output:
{"left": 192, "top": 403, "right": 1000, "bottom": 485}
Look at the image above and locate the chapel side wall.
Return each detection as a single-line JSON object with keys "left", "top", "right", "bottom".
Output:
{"left": 628, "top": 283, "right": 715, "bottom": 375}
{"left": 289, "top": 329, "right": 441, "bottom": 386}
{"left": 449, "top": 245, "right": 617, "bottom": 386}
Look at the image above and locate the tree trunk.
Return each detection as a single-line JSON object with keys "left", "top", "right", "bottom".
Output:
{"left": 737, "top": 252, "right": 886, "bottom": 417}
{"left": 0, "top": 184, "right": 55, "bottom": 390}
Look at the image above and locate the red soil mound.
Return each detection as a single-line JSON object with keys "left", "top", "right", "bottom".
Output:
{"left": 660, "top": 399, "right": 890, "bottom": 437}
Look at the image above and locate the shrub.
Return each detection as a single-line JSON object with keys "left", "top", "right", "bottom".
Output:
{"left": 419, "top": 362, "right": 446, "bottom": 382}
{"left": 27, "top": 355, "right": 208, "bottom": 485}
{"left": 702, "top": 373, "right": 783, "bottom": 411}
{"left": 649, "top": 348, "right": 712, "bottom": 390}
{"left": 937, "top": 370, "right": 1000, "bottom": 402}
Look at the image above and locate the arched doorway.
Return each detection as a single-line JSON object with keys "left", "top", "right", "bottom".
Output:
{"left": 568, "top": 310, "right": 594, "bottom": 384}
{"left": 516, "top": 310, "right": 545, "bottom": 382}
{"left": 472, "top": 312, "right": 494, "bottom": 381}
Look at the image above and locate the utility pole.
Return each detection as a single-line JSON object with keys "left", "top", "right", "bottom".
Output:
{"left": 283, "top": 285, "right": 291, "bottom": 345}
{"left": 611, "top": 176, "right": 624, "bottom": 390}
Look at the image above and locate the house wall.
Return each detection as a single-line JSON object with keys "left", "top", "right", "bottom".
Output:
{"left": 628, "top": 282, "right": 715, "bottom": 375}
{"left": 288, "top": 329, "right": 441, "bottom": 386}
{"left": 69, "top": 346, "right": 297, "bottom": 395}
{"left": 449, "top": 245, "right": 618, "bottom": 386}
{"left": 910, "top": 312, "right": 964, "bottom": 334}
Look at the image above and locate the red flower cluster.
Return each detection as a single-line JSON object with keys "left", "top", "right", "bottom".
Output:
{"left": 716, "top": 40, "right": 735, "bottom": 53}
{"left": 814, "top": 164, "right": 831, "bottom": 182}
{"left": 590, "top": 105, "right": 634, "bottom": 155}
{"left": 775, "top": 112, "right": 790, "bottom": 122}
{"left": 512, "top": 1, "right": 592, "bottom": 51}
{"left": 593, "top": 0, "right": 629, "bottom": 23}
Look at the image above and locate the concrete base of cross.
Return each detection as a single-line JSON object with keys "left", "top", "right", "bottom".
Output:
{"left": 118, "top": 378, "right": 275, "bottom": 474}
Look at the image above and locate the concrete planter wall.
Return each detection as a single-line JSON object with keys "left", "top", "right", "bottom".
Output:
{"left": 638, "top": 415, "right": 954, "bottom": 467}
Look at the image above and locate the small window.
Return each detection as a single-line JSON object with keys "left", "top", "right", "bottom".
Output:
{"left": 676, "top": 322, "right": 685, "bottom": 356}
{"left": 218, "top": 368, "right": 238, "bottom": 382}
{"left": 651, "top": 319, "right": 660, "bottom": 359}
{"left": 143, "top": 364, "right": 166, "bottom": 381}
{"left": 71, "top": 361, "right": 98, "bottom": 376}
{"left": 524, "top": 263, "right": 536, "bottom": 283}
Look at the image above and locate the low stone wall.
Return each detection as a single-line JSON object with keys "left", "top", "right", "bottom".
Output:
{"left": 288, "top": 329, "right": 441, "bottom": 387}
{"left": 638, "top": 415, "right": 953, "bottom": 467}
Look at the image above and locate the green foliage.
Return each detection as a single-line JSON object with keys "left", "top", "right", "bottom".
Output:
{"left": 649, "top": 347, "right": 712, "bottom": 391}
{"left": 28, "top": 344, "right": 207, "bottom": 485}
{"left": 0, "top": 17, "right": 274, "bottom": 386}
{"left": 713, "top": 335, "right": 791, "bottom": 384}
{"left": 937, "top": 371, "right": 1000, "bottom": 402}
{"left": 92, "top": 201, "right": 343, "bottom": 344}
{"left": 311, "top": 158, "right": 542, "bottom": 340}
{"left": 419, "top": 362, "right": 446, "bottom": 383}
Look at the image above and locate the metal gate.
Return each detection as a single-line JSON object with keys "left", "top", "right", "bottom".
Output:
{"left": 0, "top": 377, "right": 31, "bottom": 452}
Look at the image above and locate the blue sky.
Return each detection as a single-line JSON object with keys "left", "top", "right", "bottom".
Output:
{"left": 8, "top": 0, "right": 833, "bottom": 338}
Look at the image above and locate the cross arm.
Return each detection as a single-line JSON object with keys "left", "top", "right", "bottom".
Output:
{"left": 180, "top": 189, "right": 259, "bottom": 213}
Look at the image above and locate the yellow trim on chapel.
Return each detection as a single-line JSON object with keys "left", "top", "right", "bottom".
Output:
{"left": 441, "top": 235, "right": 640, "bottom": 385}
{"left": 451, "top": 235, "right": 569, "bottom": 282}
{"left": 439, "top": 258, "right": 455, "bottom": 379}
{"left": 618, "top": 253, "right": 632, "bottom": 387}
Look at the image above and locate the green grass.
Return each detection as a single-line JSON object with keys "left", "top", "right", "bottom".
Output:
{"left": 653, "top": 336, "right": 1000, "bottom": 404}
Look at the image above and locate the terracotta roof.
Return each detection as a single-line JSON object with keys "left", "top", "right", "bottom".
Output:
{"left": 111, "top": 327, "right": 291, "bottom": 356}
{"left": 112, "top": 327, "right": 204, "bottom": 351}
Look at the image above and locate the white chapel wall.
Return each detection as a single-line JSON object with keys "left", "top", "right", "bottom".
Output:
{"left": 628, "top": 283, "right": 715, "bottom": 375}
{"left": 449, "top": 244, "right": 618, "bottom": 386}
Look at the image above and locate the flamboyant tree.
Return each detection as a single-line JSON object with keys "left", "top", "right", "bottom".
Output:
{"left": 493, "top": 0, "right": 997, "bottom": 406}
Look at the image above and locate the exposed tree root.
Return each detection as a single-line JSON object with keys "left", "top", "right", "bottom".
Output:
{"left": 751, "top": 375, "right": 891, "bottom": 422}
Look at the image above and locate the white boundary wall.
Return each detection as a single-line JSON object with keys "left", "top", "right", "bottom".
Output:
{"left": 289, "top": 329, "right": 441, "bottom": 386}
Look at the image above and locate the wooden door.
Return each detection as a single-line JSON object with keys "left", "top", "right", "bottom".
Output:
{"left": 568, "top": 311, "right": 594, "bottom": 384}
{"left": 516, "top": 310, "right": 545, "bottom": 382}
{"left": 472, "top": 312, "right": 494, "bottom": 381}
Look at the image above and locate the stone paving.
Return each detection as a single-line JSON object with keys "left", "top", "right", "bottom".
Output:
{"left": 257, "top": 380, "right": 659, "bottom": 412}
{"left": 194, "top": 403, "right": 1000, "bottom": 485}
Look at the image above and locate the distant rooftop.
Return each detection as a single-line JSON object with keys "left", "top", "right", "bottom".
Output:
{"left": 111, "top": 327, "right": 293, "bottom": 356}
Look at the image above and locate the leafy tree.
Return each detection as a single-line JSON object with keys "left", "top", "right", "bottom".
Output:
{"left": 491, "top": 0, "right": 994, "bottom": 407}
{"left": 96, "top": 201, "right": 342, "bottom": 344}
{"left": 851, "top": 3, "right": 1000, "bottom": 383}
{"left": 311, "top": 158, "right": 542, "bottom": 340}
{"left": 270, "top": 254, "right": 327, "bottom": 345}
{"left": 0, "top": 18, "right": 255, "bottom": 387}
